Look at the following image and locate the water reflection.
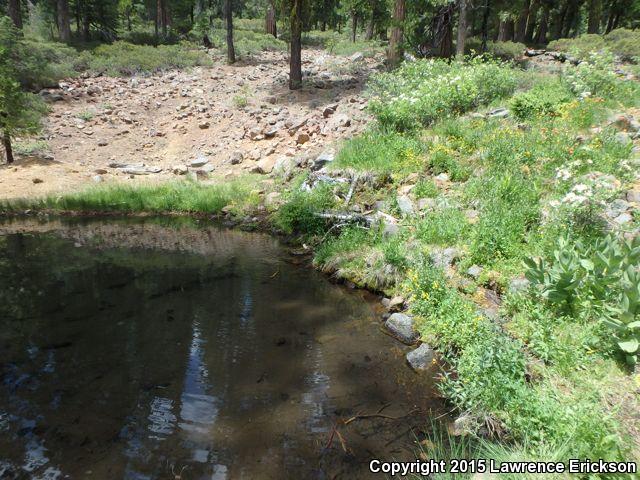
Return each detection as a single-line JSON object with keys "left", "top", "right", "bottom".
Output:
{"left": 0, "top": 218, "right": 443, "bottom": 479}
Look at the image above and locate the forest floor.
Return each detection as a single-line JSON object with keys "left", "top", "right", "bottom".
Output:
{"left": 0, "top": 48, "right": 378, "bottom": 200}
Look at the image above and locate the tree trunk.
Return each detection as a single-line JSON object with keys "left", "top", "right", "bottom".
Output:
{"left": 57, "top": 0, "right": 71, "bottom": 42}
{"left": 82, "top": 0, "right": 90, "bottom": 42}
{"left": 587, "top": 0, "right": 601, "bottom": 33}
{"left": 387, "top": 0, "right": 405, "bottom": 68}
{"left": 480, "top": 0, "right": 491, "bottom": 52}
{"left": 225, "top": 0, "right": 235, "bottom": 64}
{"left": 289, "top": 0, "right": 302, "bottom": 89}
{"left": 3, "top": 132, "right": 13, "bottom": 165}
{"left": 434, "top": 4, "right": 454, "bottom": 58}
{"left": 265, "top": 1, "right": 277, "bottom": 37}
{"left": 534, "top": 2, "right": 550, "bottom": 44}
{"left": 8, "top": 0, "right": 22, "bottom": 29}
{"left": 551, "top": 1, "right": 568, "bottom": 40}
{"left": 525, "top": 0, "right": 540, "bottom": 42}
{"left": 497, "top": 18, "right": 514, "bottom": 41}
{"left": 562, "top": 0, "right": 579, "bottom": 37}
{"left": 456, "top": 0, "right": 467, "bottom": 57}
{"left": 515, "top": 0, "right": 530, "bottom": 42}
{"left": 351, "top": 12, "right": 357, "bottom": 42}
{"left": 365, "top": 7, "right": 375, "bottom": 40}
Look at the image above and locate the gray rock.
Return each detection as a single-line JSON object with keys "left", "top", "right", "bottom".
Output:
{"left": 406, "top": 344, "right": 435, "bottom": 371}
{"left": 190, "top": 156, "right": 209, "bottom": 168}
{"left": 451, "top": 413, "right": 477, "bottom": 436}
{"left": 396, "top": 195, "right": 415, "bottom": 216}
{"left": 434, "top": 172, "right": 450, "bottom": 182}
{"left": 605, "top": 199, "right": 631, "bottom": 219}
{"left": 614, "top": 212, "right": 633, "bottom": 225}
{"left": 467, "top": 265, "right": 483, "bottom": 280}
{"left": 172, "top": 165, "right": 188, "bottom": 175}
{"left": 417, "top": 197, "right": 436, "bottom": 211}
{"left": 349, "top": 52, "right": 365, "bottom": 62}
{"left": 119, "top": 165, "right": 162, "bottom": 175}
{"left": 312, "top": 150, "right": 335, "bottom": 171}
{"left": 430, "top": 247, "right": 459, "bottom": 269}
{"left": 615, "top": 132, "right": 632, "bottom": 145}
{"left": 199, "top": 163, "right": 215, "bottom": 173}
{"left": 264, "top": 191, "right": 282, "bottom": 207}
{"left": 486, "top": 107, "right": 509, "bottom": 119}
{"left": 230, "top": 151, "right": 243, "bottom": 165}
{"left": 384, "top": 313, "right": 419, "bottom": 345}
{"left": 388, "top": 296, "right": 405, "bottom": 312}
{"left": 509, "top": 276, "right": 530, "bottom": 294}
{"left": 92, "top": 175, "right": 103, "bottom": 183}
{"left": 626, "top": 189, "right": 640, "bottom": 203}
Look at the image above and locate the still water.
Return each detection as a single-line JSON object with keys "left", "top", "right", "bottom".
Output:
{"left": 0, "top": 217, "right": 442, "bottom": 479}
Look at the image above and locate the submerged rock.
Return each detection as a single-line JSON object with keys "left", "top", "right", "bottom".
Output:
{"left": 384, "top": 313, "right": 419, "bottom": 345}
{"left": 406, "top": 344, "right": 434, "bottom": 371}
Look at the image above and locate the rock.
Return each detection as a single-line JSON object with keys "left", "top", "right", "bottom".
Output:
{"left": 486, "top": 107, "right": 509, "bottom": 119}
{"left": 396, "top": 195, "right": 415, "bottom": 216}
{"left": 190, "top": 156, "right": 209, "bottom": 168}
{"left": 92, "top": 174, "right": 103, "bottom": 183}
{"left": 97, "top": 140, "right": 108, "bottom": 147}
{"left": 230, "top": 151, "right": 244, "bottom": 165}
{"left": 264, "top": 127, "right": 279, "bottom": 138}
{"left": 451, "top": 414, "right": 477, "bottom": 436}
{"left": 198, "top": 121, "right": 210, "bottom": 129}
{"left": 509, "top": 276, "right": 530, "bottom": 294}
{"left": 273, "top": 156, "right": 298, "bottom": 175}
{"left": 312, "top": 150, "right": 335, "bottom": 171}
{"left": 525, "top": 48, "right": 546, "bottom": 57}
{"left": 614, "top": 212, "right": 633, "bottom": 225}
{"left": 296, "top": 132, "right": 310, "bottom": 144}
{"left": 349, "top": 52, "right": 365, "bottom": 62}
{"left": 627, "top": 189, "right": 640, "bottom": 203}
{"left": 264, "top": 191, "right": 282, "bottom": 207}
{"left": 406, "top": 344, "right": 435, "bottom": 372}
{"left": 417, "top": 197, "right": 436, "bottom": 211}
{"left": 172, "top": 165, "right": 188, "bottom": 175}
{"left": 199, "top": 163, "right": 215, "bottom": 173}
{"left": 605, "top": 199, "right": 631, "bottom": 218}
{"left": 32, "top": 178, "right": 44, "bottom": 184}
{"left": 434, "top": 172, "right": 450, "bottom": 182}
{"left": 330, "top": 113, "right": 351, "bottom": 129}
{"left": 615, "top": 132, "right": 632, "bottom": 145}
{"left": 430, "top": 247, "right": 459, "bottom": 269}
{"left": 467, "top": 265, "right": 483, "bottom": 280}
{"left": 119, "top": 165, "right": 162, "bottom": 175}
{"left": 388, "top": 296, "right": 405, "bottom": 312}
{"left": 384, "top": 313, "right": 419, "bottom": 345}
{"left": 252, "top": 156, "right": 277, "bottom": 174}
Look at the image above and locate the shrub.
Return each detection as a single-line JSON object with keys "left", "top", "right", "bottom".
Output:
{"left": 326, "top": 38, "right": 385, "bottom": 57}
{"left": 549, "top": 29, "right": 640, "bottom": 63}
{"left": 17, "top": 39, "right": 83, "bottom": 89}
{"left": 510, "top": 80, "right": 574, "bottom": 120}
{"left": 564, "top": 51, "right": 620, "bottom": 97}
{"left": 417, "top": 208, "right": 468, "bottom": 245}
{"left": 368, "top": 57, "right": 517, "bottom": 131}
{"left": 464, "top": 37, "right": 525, "bottom": 59}
{"left": 274, "top": 183, "right": 336, "bottom": 235}
{"left": 88, "top": 41, "right": 211, "bottom": 76}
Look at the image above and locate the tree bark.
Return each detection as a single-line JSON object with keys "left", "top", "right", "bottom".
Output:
{"left": 225, "top": 0, "right": 235, "bottom": 64}
{"left": 289, "top": 0, "right": 302, "bottom": 89}
{"left": 8, "top": 0, "right": 22, "bottom": 29}
{"left": 365, "top": 7, "right": 375, "bottom": 40}
{"left": 351, "top": 12, "right": 357, "bottom": 42}
{"left": 497, "top": 18, "right": 514, "bottom": 41}
{"left": 551, "top": 1, "right": 568, "bottom": 40}
{"left": 57, "top": 0, "right": 71, "bottom": 42}
{"left": 534, "top": 1, "right": 550, "bottom": 44}
{"left": 387, "top": 0, "right": 405, "bottom": 68}
{"left": 456, "top": 0, "right": 467, "bottom": 57}
{"left": 587, "top": 0, "right": 601, "bottom": 33}
{"left": 524, "top": 0, "right": 540, "bottom": 42}
{"left": 265, "top": 1, "right": 277, "bottom": 37}
{"left": 515, "top": 0, "right": 530, "bottom": 42}
{"left": 3, "top": 132, "right": 13, "bottom": 165}
{"left": 480, "top": 0, "right": 491, "bottom": 52}
{"left": 562, "top": 0, "right": 579, "bottom": 38}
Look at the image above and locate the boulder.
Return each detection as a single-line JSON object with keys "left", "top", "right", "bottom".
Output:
{"left": 430, "top": 247, "right": 459, "bottom": 269}
{"left": 396, "top": 195, "right": 415, "bottom": 216}
{"left": 172, "top": 165, "right": 188, "bottom": 175}
{"left": 349, "top": 52, "right": 365, "bottom": 62}
{"left": 467, "top": 265, "right": 483, "bottom": 280}
{"left": 190, "top": 156, "right": 209, "bottom": 168}
{"left": 312, "top": 150, "right": 335, "bottom": 171}
{"left": 387, "top": 296, "right": 405, "bottom": 312}
{"left": 252, "top": 156, "right": 277, "bottom": 174}
{"left": 384, "top": 313, "right": 419, "bottom": 345}
{"left": 509, "top": 276, "right": 530, "bottom": 294}
{"left": 296, "top": 132, "right": 310, "bottom": 145}
{"left": 230, "top": 151, "right": 244, "bottom": 165}
{"left": 406, "top": 344, "right": 435, "bottom": 372}
{"left": 486, "top": 107, "right": 509, "bottom": 119}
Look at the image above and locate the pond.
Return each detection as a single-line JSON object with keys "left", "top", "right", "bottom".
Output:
{"left": 0, "top": 217, "right": 444, "bottom": 479}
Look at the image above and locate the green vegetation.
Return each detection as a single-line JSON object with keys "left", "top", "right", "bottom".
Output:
{"left": 368, "top": 58, "right": 517, "bottom": 131}
{"left": 549, "top": 28, "right": 640, "bottom": 62}
{"left": 2, "top": 178, "right": 262, "bottom": 215}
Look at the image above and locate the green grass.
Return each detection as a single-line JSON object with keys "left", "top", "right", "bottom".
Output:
{"left": 1, "top": 179, "right": 261, "bottom": 215}
{"left": 333, "top": 128, "right": 426, "bottom": 174}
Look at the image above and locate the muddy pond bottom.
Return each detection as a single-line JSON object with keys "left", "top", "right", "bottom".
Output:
{"left": 0, "top": 217, "right": 442, "bottom": 479}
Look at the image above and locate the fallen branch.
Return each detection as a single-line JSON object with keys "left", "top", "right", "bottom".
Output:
{"left": 344, "top": 407, "right": 420, "bottom": 425}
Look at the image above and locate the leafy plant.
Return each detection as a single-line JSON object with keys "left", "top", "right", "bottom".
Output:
{"left": 604, "top": 267, "right": 640, "bottom": 365}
